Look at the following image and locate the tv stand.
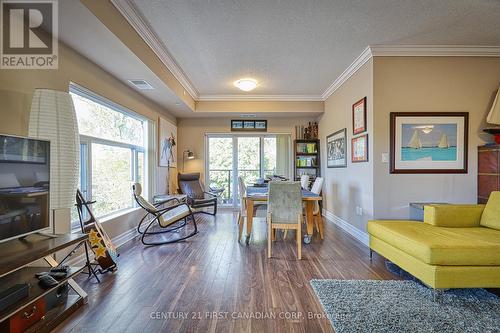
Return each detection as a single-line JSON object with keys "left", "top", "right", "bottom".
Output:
{"left": 0, "top": 233, "right": 88, "bottom": 332}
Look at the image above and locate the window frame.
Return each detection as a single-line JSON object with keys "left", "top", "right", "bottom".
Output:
{"left": 205, "top": 133, "right": 292, "bottom": 208}
{"left": 70, "top": 84, "right": 150, "bottom": 228}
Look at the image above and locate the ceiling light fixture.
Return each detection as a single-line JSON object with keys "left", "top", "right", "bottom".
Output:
{"left": 234, "top": 78, "right": 258, "bottom": 92}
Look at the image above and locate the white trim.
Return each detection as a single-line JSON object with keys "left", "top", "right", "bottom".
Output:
{"left": 370, "top": 44, "right": 500, "bottom": 57}
{"left": 111, "top": 0, "right": 199, "bottom": 100}
{"left": 321, "top": 46, "right": 373, "bottom": 100}
{"left": 112, "top": 227, "right": 139, "bottom": 248}
{"left": 197, "top": 94, "right": 324, "bottom": 102}
{"left": 322, "top": 209, "right": 369, "bottom": 247}
{"left": 65, "top": 227, "right": 138, "bottom": 267}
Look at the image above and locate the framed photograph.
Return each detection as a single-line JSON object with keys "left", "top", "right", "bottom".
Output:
{"left": 231, "top": 120, "right": 243, "bottom": 129}
{"left": 352, "top": 97, "right": 367, "bottom": 135}
{"left": 158, "top": 117, "right": 177, "bottom": 167}
{"left": 231, "top": 120, "right": 267, "bottom": 132}
{"left": 326, "top": 128, "right": 347, "bottom": 168}
{"left": 390, "top": 112, "right": 469, "bottom": 174}
{"left": 243, "top": 121, "right": 254, "bottom": 129}
{"left": 255, "top": 120, "right": 267, "bottom": 130}
{"left": 352, "top": 134, "right": 368, "bottom": 163}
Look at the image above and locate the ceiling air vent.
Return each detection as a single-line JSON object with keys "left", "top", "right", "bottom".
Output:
{"left": 128, "top": 79, "right": 154, "bottom": 90}
{"left": 241, "top": 114, "right": 257, "bottom": 118}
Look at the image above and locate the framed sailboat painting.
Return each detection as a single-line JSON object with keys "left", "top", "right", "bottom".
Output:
{"left": 390, "top": 112, "right": 469, "bottom": 174}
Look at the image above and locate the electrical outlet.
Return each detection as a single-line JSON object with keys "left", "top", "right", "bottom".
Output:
{"left": 355, "top": 207, "right": 363, "bottom": 216}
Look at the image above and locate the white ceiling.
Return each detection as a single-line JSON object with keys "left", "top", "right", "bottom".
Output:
{"left": 129, "top": 0, "right": 500, "bottom": 97}
{"left": 58, "top": 0, "right": 191, "bottom": 117}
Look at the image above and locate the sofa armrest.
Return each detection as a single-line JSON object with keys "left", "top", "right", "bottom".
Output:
{"left": 423, "top": 204, "right": 485, "bottom": 227}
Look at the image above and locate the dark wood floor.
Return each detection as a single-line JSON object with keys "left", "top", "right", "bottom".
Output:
{"left": 55, "top": 212, "right": 398, "bottom": 333}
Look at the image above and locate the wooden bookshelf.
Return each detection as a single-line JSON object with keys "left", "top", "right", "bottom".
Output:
{"left": 294, "top": 139, "right": 320, "bottom": 183}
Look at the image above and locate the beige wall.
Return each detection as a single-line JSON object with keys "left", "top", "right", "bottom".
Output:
{"left": 317, "top": 56, "right": 500, "bottom": 236}
{"left": 196, "top": 100, "right": 324, "bottom": 114}
{"left": 373, "top": 56, "right": 500, "bottom": 219}
{"left": 176, "top": 116, "right": 319, "bottom": 186}
{"left": 0, "top": 42, "right": 176, "bottom": 239}
{"left": 318, "top": 59, "right": 374, "bottom": 232}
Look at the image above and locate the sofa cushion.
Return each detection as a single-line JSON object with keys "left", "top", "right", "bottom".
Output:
{"left": 424, "top": 204, "right": 484, "bottom": 227}
{"left": 480, "top": 191, "right": 500, "bottom": 230}
{"left": 367, "top": 221, "right": 500, "bottom": 266}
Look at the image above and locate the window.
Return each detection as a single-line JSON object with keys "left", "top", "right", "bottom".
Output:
{"left": 206, "top": 134, "right": 290, "bottom": 207}
{"left": 70, "top": 85, "right": 148, "bottom": 226}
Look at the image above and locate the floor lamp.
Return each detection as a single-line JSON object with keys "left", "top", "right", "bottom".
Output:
{"left": 182, "top": 150, "right": 195, "bottom": 172}
{"left": 29, "top": 89, "right": 80, "bottom": 234}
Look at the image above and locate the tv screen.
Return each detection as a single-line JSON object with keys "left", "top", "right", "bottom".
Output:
{"left": 0, "top": 135, "right": 50, "bottom": 242}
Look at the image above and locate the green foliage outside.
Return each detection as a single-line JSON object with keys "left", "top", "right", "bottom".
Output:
{"left": 71, "top": 92, "right": 144, "bottom": 146}
{"left": 70, "top": 92, "right": 145, "bottom": 223}
{"left": 208, "top": 137, "right": 276, "bottom": 204}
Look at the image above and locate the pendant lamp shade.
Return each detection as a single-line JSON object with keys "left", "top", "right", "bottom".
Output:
{"left": 28, "top": 89, "right": 80, "bottom": 210}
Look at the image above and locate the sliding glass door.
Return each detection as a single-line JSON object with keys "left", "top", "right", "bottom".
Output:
{"left": 206, "top": 134, "right": 291, "bottom": 207}
{"left": 237, "top": 137, "right": 261, "bottom": 189}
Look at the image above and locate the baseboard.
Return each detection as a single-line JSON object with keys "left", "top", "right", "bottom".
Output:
{"left": 322, "top": 209, "right": 369, "bottom": 247}
{"left": 64, "top": 227, "right": 138, "bottom": 267}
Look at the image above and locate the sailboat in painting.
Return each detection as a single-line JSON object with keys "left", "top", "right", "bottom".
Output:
{"left": 438, "top": 133, "right": 450, "bottom": 148}
{"left": 408, "top": 130, "right": 422, "bottom": 149}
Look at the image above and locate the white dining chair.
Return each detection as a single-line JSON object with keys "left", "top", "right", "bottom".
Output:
{"left": 300, "top": 174, "right": 310, "bottom": 190}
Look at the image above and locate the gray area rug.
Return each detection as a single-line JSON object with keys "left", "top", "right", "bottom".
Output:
{"left": 310, "top": 279, "right": 500, "bottom": 333}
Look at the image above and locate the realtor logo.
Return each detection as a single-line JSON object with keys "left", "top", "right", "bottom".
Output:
{"left": 1, "top": 0, "right": 58, "bottom": 69}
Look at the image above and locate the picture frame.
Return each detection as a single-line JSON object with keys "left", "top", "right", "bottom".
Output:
{"left": 351, "top": 134, "right": 368, "bottom": 163}
{"left": 231, "top": 119, "right": 267, "bottom": 132}
{"left": 326, "top": 128, "right": 347, "bottom": 168}
{"left": 352, "top": 97, "right": 367, "bottom": 135}
{"left": 389, "top": 112, "right": 469, "bottom": 174}
{"left": 158, "top": 117, "right": 177, "bottom": 167}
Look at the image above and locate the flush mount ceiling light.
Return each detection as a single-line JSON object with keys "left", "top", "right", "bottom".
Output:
{"left": 234, "top": 78, "right": 258, "bottom": 92}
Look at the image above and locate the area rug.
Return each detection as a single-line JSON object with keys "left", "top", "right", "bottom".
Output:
{"left": 310, "top": 279, "right": 500, "bottom": 333}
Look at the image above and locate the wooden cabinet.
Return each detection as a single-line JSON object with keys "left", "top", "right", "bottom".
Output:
{"left": 478, "top": 144, "right": 500, "bottom": 203}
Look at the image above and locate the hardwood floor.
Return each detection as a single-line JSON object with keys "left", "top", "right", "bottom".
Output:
{"left": 55, "top": 212, "right": 398, "bottom": 333}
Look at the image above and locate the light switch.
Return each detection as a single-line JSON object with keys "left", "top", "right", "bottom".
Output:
{"left": 381, "top": 153, "right": 389, "bottom": 163}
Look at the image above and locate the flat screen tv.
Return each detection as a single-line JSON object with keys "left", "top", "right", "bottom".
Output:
{"left": 0, "top": 134, "right": 50, "bottom": 242}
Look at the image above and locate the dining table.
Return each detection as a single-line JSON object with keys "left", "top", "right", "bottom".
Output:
{"left": 243, "top": 185, "right": 322, "bottom": 244}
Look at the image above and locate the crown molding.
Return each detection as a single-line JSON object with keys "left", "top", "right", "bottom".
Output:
{"left": 321, "top": 46, "right": 372, "bottom": 100}
{"left": 111, "top": 0, "right": 199, "bottom": 100}
{"left": 320, "top": 45, "right": 500, "bottom": 100}
{"left": 197, "top": 94, "right": 324, "bottom": 102}
{"left": 370, "top": 44, "right": 500, "bottom": 57}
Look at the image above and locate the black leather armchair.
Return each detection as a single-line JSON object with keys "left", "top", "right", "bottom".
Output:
{"left": 177, "top": 173, "right": 217, "bottom": 215}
